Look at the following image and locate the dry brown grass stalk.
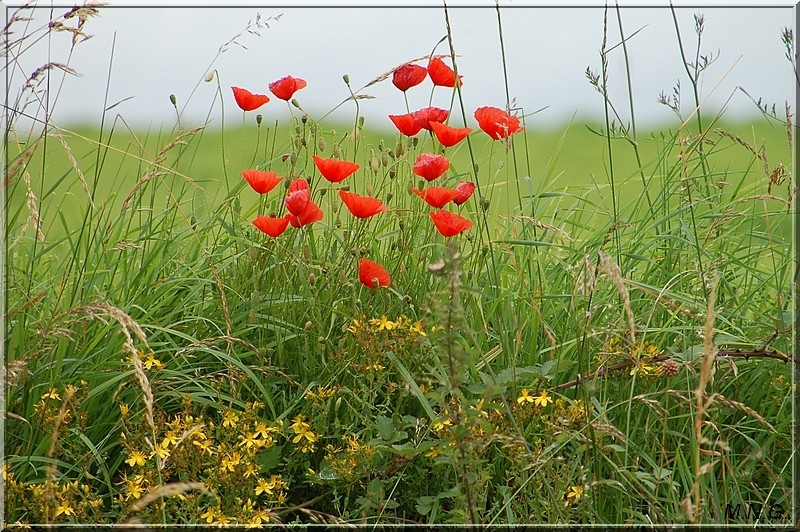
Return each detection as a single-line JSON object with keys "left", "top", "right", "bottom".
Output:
{"left": 53, "top": 129, "right": 95, "bottom": 209}
{"left": 598, "top": 251, "right": 636, "bottom": 346}
{"left": 125, "top": 482, "right": 210, "bottom": 515}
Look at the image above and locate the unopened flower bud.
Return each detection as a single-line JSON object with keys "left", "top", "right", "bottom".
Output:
{"left": 482, "top": 197, "right": 490, "bottom": 211}
{"left": 301, "top": 113, "right": 308, "bottom": 124}
{"left": 256, "top": 114, "right": 263, "bottom": 126}
{"left": 358, "top": 116, "right": 365, "bottom": 128}
{"left": 474, "top": 163, "right": 480, "bottom": 173}
{"left": 389, "top": 167, "right": 396, "bottom": 179}
{"left": 387, "top": 149, "right": 396, "bottom": 159}
{"left": 304, "top": 321, "right": 313, "bottom": 330}
{"left": 169, "top": 94, "right": 177, "bottom": 106}
{"left": 378, "top": 140, "right": 384, "bottom": 152}
{"left": 342, "top": 74, "right": 350, "bottom": 85}
{"left": 290, "top": 152, "right": 298, "bottom": 165}
{"left": 332, "top": 144, "right": 341, "bottom": 158}
{"left": 295, "top": 125, "right": 302, "bottom": 135}
{"left": 366, "top": 186, "right": 373, "bottom": 196}
{"left": 339, "top": 185, "right": 350, "bottom": 192}
{"left": 398, "top": 220, "right": 405, "bottom": 230}
{"left": 319, "top": 188, "right": 327, "bottom": 197}
{"left": 318, "top": 336, "right": 325, "bottom": 343}
{"left": 204, "top": 71, "right": 214, "bottom": 82}
{"left": 303, "top": 245, "right": 311, "bottom": 260}
{"left": 412, "top": 137, "right": 419, "bottom": 148}
{"left": 403, "top": 295, "right": 412, "bottom": 304}
{"left": 308, "top": 273, "right": 316, "bottom": 285}
{"left": 371, "top": 156, "right": 380, "bottom": 174}
{"left": 294, "top": 137, "right": 302, "bottom": 150}
{"left": 386, "top": 192, "right": 393, "bottom": 202}
{"left": 395, "top": 142, "right": 405, "bottom": 157}
{"left": 291, "top": 98, "right": 301, "bottom": 109}
{"left": 301, "top": 137, "right": 307, "bottom": 147}
{"left": 318, "top": 137, "right": 326, "bottom": 152}
{"left": 381, "top": 154, "right": 389, "bottom": 167}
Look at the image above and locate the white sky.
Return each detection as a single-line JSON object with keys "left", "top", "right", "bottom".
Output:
{"left": 4, "top": 2, "right": 796, "bottom": 131}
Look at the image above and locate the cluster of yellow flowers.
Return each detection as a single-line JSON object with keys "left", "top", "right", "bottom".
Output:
{"left": 342, "top": 314, "right": 433, "bottom": 375}
{"left": 597, "top": 337, "right": 664, "bottom": 378}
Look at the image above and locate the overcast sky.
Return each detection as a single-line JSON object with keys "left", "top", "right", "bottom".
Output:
{"left": 5, "top": 2, "right": 795, "bottom": 131}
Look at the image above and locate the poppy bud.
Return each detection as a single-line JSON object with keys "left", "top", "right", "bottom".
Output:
{"left": 319, "top": 188, "right": 327, "bottom": 197}
{"left": 381, "top": 154, "right": 389, "bottom": 167}
{"left": 301, "top": 113, "right": 308, "bottom": 124}
{"left": 386, "top": 192, "right": 393, "bottom": 202}
{"left": 403, "top": 295, "right": 412, "bottom": 304}
{"left": 318, "top": 336, "right": 325, "bottom": 343}
{"left": 482, "top": 197, "right": 491, "bottom": 211}
{"left": 169, "top": 94, "right": 177, "bottom": 106}
{"left": 256, "top": 114, "right": 263, "bottom": 126}
{"left": 474, "top": 163, "right": 480, "bottom": 173}
{"left": 301, "top": 138, "right": 307, "bottom": 147}
{"left": 466, "top": 234, "right": 474, "bottom": 242}
{"left": 390, "top": 242, "right": 397, "bottom": 251}
{"left": 349, "top": 248, "right": 357, "bottom": 256}
{"left": 366, "top": 186, "right": 373, "bottom": 196}
{"left": 204, "top": 71, "right": 214, "bottom": 82}
{"left": 332, "top": 144, "right": 341, "bottom": 158}
{"left": 318, "top": 137, "right": 326, "bottom": 152}
{"left": 281, "top": 153, "right": 290, "bottom": 162}
{"left": 360, "top": 246, "right": 368, "bottom": 255}
{"left": 389, "top": 168, "right": 396, "bottom": 179}
{"left": 305, "top": 321, "right": 313, "bottom": 330}
{"left": 412, "top": 137, "right": 419, "bottom": 147}
{"left": 371, "top": 156, "right": 380, "bottom": 174}
{"left": 398, "top": 220, "right": 405, "bottom": 230}
{"left": 378, "top": 140, "right": 384, "bottom": 152}
{"left": 358, "top": 116, "right": 365, "bottom": 128}
{"left": 295, "top": 125, "right": 302, "bottom": 135}
{"left": 331, "top": 203, "right": 338, "bottom": 214}
{"left": 387, "top": 149, "right": 396, "bottom": 159}
{"left": 343, "top": 74, "right": 350, "bottom": 85}
{"left": 290, "top": 152, "right": 298, "bottom": 165}
{"left": 294, "top": 137, "right": 302, "bottom": 150}
{"left": 395, "top": 142, "right": 405, "bottom": 157}
{"left": 342, "top": 230, "right": 349, "bottom": 239}
{"left": 291, "top": 98, "right": 301, "bottom": 109}
{"left": 304, "top": 245, "right": 311, "bottom": 259}
{"left": 339, "top": 185, "right": 350, "bottom": 192}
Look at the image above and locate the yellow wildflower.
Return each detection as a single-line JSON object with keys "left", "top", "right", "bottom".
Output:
{"left": 192, "top": 438, "right": 214, "bottom": 455}
{"left": 42, "top": 388, "right": 60, "bottom": 401}
{"left": 125, "top": 450, "right": 146, "bottom": 467}
{"left": 143, "top": 352, "right": 164, "bottom": 370}
{"left": 150, "top": 443, "right": 170, "bottom": 460}
{"left": 432, "top": 418, "right": 452, "bottom": 432}
{"left": 369, "top": 315, "right": 395, "bottom": 331}
{"left": 534, "top": 390, "right": 552, "bottom": 408}
{"left": 53, "top": 500, "right": 75, "bottom": 517}
{"left": 220, "top": 452, "right": 242, "bottom": 473}
{"left": 567, "top": 485, "right": 584, "bottom": 501}
{"left": 408, "top": 321, "right": 426, "bottom": 336}
{"left": 255, "top": 477, "right": 275, "bottom": 496}
{"left": 517, "top": 389, "right": 535, "bottom": 404}
{"left": 161, "top": 432, "right": 179, "bottom": 448}
{"left": 239, "top": 432, "right": 258, "bottom": 449}
{"left": 119, "top": 403, "right": 129, "bottom": 416}
{"left": 200, "top": 507, "right": 217, "bottom": 524}
{"left": 222, "top": 410, "right": 239, "bottom": 429}
{"left": 125, "top": 479, "right": 145, "bottom": 500}
{"left": 249, "top": 508, "right": 270, "bottom": 525}
{"left": 290, "top": 416, "right": 317, "bottom": 444}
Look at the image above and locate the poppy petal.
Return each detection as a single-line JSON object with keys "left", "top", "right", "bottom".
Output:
{"left": 252, "top": 215, "right": 290, "bottom": 237}
{"left": 392, "top": 63, "right": 427, "bottom": 92}
{"left": 232, "top": 86, "right": 269, "bottom": 111}
{"left": 288, "top": 200, "right": 324, "bottom": 228}
{"left": 412, "top": 107, "right": 450, "bottom": 131}
{"left": 389, "top": 114, "right": 423, "bottom": 137}
{"left": 412, "top": 153, "right": 450, "bottom": 182}
{"left": 358, "top": 258, "right": 391, "bottom": 289}
{"left": 410, "top": 186, "right": 460, "bottom": 208}
{"left": 453, "top": 182, "right": 476, "bottom": 206}
{"left": 430, "top": 121, "right": 471, "bottom": 148}
{"left": 339, "top": 190, "right": 389, "bottom": 219}
{"left": 242, "top": 169, "right": 282, "bottom": 194}
{"left": 427, "top": 57, "right": 462, "bottom": 88}
{"left": 269, "top": 75, "right": 307, "bottom": 101}
{"left": 313, "top": 155, "right": 360, "bottom": 183}
{"left": 474, "top": 106, "right": 524, "bottom": 140}
{"left": 429, "top": 210, "right": 472, "bottom": 237}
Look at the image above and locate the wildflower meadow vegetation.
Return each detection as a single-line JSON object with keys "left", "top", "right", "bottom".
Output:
{"left": 3, "top": 3, "right": 797, "bottom": 527}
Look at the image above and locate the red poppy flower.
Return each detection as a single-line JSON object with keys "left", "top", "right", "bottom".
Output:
{"left": 269, "top": 75, "right": 307, "bottom": 101}
{"left": 430, "top": 121, "right": 472, "bottom": 147}
{"left": 392, "top": 63, "right": 427, "bottom": 92}
{"left": 288, "top": 200, "right": 324, "bottom": 228}
{"left": 285, "top": 179, "right": 311, "bottom": 216}
{"left": 474, "top": 106, "right": 524, "bottom": 140}
{"left": 389, "top": 113, "right": 423, "bottom": 137}
{"left": 427, "top": 57, "right": 462, "bottom": 88}
{"left": 412, "top": 107, "right": 450, "bottom": 131}
{"left": 312, "top": 155, "right": 360, "bottom": 183}
{"left": 429, "top": 210, "right": 472, "bottom": 237}
{"left": 359, "top": 258, "right": 391, "bottom": 289}
{"left": 252, "top": 215, "right": 290, "bottom": 237}
{"left": 242, "top": 169, "right": 282, "bottom": 194}
{"left": 339, "top": 190, "right": 388, "bottom": 219}
{"left": 232, "top": 86, "right": 270, "bottom": 111}
{"left": 412, "top": 153, "right": 450, "bottom": 182}
{"left": 411, "top": 186, "right": 460, "bottom": 208}
{"left": 453, "top": 181, "right": 476, "bottom": 206}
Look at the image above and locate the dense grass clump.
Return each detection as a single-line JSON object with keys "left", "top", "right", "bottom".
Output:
{"left": 3, "top": 3, "right": 795, "bottom": 527}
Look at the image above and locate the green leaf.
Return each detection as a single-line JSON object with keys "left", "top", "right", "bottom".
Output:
{"left": 376, "top": 415, "right": 394, "bottom": 441}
